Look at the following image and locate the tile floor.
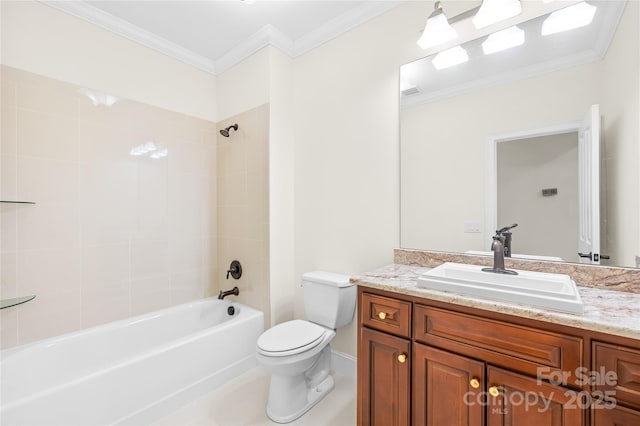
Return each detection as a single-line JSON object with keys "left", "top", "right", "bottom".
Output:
{"left": 153, "top": 367, "right": 356, "bottom": 426}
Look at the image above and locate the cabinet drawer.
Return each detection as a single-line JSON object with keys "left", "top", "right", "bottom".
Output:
{"left": 593, "top": 341, "right": 640, "bottom": 410}
{"left": 414, "top": 305, "right": 583, "bottom": 387}
{"left": 360, "top": 292, "right": 411, "bottom": 338}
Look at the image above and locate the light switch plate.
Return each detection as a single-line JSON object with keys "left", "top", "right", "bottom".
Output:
{"left": 464, "top": 221, "right": 481, "bottom": 233}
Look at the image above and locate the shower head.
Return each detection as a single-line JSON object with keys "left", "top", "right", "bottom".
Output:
{"left": 220, "top": 123, "right": 238, "bottom": 137}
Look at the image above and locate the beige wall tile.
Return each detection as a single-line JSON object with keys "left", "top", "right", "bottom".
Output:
{"left": 131, "top": 239, "right": 169, "bottom": 280}
{"left": 17, "top": 292, "right": 82, "bottom": 345}
{"left": 0, "top": 66, "right": 218, "bottom": 350}
{"left": 17, "top": 248, "right": 82, "bottom": 296}
{"left": 79, "top": 162, "right": 137, "bottom": 246}
{"left": 78, "top": 121, "right": 134, "bottom": 163}
{"left": 130, "top": 274, "right": 173, "bottom": 316}
{"left": 1, "top": 72, "right": 18, "bottom": 107}
{"left": 17, "top": 109, "right": 78, "bottom": 160}
{"left": 1, "top": 107, "right": 18, "bottom": 156}
{"left": 17, "top": 202, "right": 81, "bottom": 250}
{"left": 1, "top": 309, "right": 19, "bottom": 348}
{"left": 1, "top": 251, "right": 17, "bottom": 299}
{"left": 216, "top": 104, "right": 270, "bottom": 322}
{"left": 17, "top": 156, "right": 78, "bottom": 202}
{"left": 82, "top": 297, "right": 130, "bottom": 328}
{"left": 17, "top": 77, "right": 79, "bottom": 118}
{"left": 81, "top": 244, "right": 131, "bottom": 290}
{"left": 0, "top": 207, "right": 18, "bottom": 253}
{"left": 1, "top": 154, "right": 18, "bottom": 202}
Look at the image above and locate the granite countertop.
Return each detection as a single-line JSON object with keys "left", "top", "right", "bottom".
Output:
{"left": 352, "top": 264, "right": 640, "bottom": 340}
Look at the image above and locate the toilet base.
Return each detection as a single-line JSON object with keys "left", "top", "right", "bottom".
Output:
{"left": 266, "top": 375, "right": 334, "bottom": 424}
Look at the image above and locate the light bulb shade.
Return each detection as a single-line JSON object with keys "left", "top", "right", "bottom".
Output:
{"left": 542, "top": 2, "right": 597, "bottom": 36}
{"left": 432, "top": 46, "right": 469, "bottom": 70}
{"left": 473, "top": 0, "right": 522, "bottom": 29}
{"left": 417, "top": 10, "right": 458, "bottom": 49}
{"left": 482, "top": 26, "right": 525, "bottom": 55}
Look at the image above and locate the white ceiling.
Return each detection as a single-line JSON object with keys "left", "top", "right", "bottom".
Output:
{"left": 46, "top": 0, "right": 404, "bottom": 75}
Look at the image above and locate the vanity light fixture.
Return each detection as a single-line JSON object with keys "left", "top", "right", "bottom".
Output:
{"left": 541, "top": 1, "right": 597, "bottom": 36}
{"left": 418, "top": 0, "right": 524, "bottom": 50}
{"left": 473, "top": 0, "right": 523, "bottom": 29}
{"left": 417, "top": 1, "right": 458, "bottom": 49}
{"left": 482, "top": 25, "right": 525, "bottom": 55}
{"left": 432, "top": 45, "right": 469, "bottom": 70}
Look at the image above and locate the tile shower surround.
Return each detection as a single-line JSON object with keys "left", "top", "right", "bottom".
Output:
{"left": 0, "top": 66, "right": 218, "bottom": 349}
{"left": 215, "top": 104, "right": 270, "bottom": 326}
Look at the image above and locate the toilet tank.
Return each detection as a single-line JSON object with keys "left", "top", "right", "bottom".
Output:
{"left": 302, "top": 271, "right": 356, "bottom": 329}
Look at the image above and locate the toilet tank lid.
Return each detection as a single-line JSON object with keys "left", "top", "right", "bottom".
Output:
{"left": 302, "top": 271, "right": 353, "bottom": 288}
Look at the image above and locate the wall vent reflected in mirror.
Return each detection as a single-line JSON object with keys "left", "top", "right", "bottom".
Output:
{"left": 542, "top": 188, "right": 558, "bottom": 197}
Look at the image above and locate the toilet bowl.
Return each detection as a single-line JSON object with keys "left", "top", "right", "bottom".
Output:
{"left": 256, "top": 271, "right": 356, "bottom": 423}
{"left": 257, "top": 320, "right": 336, "bottom": 423}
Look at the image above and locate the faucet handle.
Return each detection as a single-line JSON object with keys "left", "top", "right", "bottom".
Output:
{"left": 497, "top": 223, "right": 518, "bottom": 234}
{"left": 226, "top": 260, "right": 242, "bottom": 280}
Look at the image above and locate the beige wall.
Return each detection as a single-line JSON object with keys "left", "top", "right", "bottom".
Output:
{"left": 0, "top": 66, "right": 217, "bottom": 349}
{"left": 1, "top": 1, "right": 216, "bottom": 121}
{"left": 291, "top": 3, "right": 426, "bottom": 356}
{"left": 215, "top": 48, "right": 270, "bottom": 122}
{"left": 601, "top": 1, "right": 639, "bottom": 267}
{"left": 267, "top": 49, "right": 295, "bottom": 326}
{"left": 215, "top": 104, "right": 270, "bottom": 326}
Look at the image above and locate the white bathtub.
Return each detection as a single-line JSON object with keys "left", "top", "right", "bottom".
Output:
{"left": 0, "top": 298, "right": 264, "bottom": 425}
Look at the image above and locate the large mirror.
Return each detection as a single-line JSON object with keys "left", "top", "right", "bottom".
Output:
{"left": 400, "top": 0, "right": 639, "bottom": 268}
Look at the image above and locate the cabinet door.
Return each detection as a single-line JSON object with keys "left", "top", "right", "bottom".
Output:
{"left": 487, "top": 366, "right": 584, "bottom": 426}
{"left": 413, "top": 344, "right": 485, "bottom": 426}
{"left": 359, "top": 327, "right": 411, "bottom": 426}
{"left": 593, "top": 404, "right": 640, "bottom": 425}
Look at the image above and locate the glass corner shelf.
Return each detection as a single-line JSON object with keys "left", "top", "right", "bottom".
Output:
{"left": 1, "top": 295, "right": 36, "bottom": 309}
{"left": 0, "top": 200, "right": 36, "bottom": 204}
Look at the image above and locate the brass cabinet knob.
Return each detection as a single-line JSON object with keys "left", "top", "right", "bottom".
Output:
{"left": 488, "top": 386, "right": 500, "bottom": 397}
{"left": 378, "top": 311, "right": 387, "bottom": 320}
{"left": 398, "top": 353, "right": 407, "bottom": 363}
{"left": 470, "top": 378, "right": 480, "bottom": 389}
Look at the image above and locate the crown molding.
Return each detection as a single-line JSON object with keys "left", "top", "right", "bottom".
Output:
{"left": 43, "top": 1, "right": 217, "bottom": 74}
{"left": 41, "top": 1, "right": 406, "bottom": 76}
{"left": 214, "top": 24, "right": 293, "bottom": 75}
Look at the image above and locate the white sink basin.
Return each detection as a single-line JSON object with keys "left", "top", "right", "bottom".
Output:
{"left": 416, "top": 262, "right": 583, "bottom": 314}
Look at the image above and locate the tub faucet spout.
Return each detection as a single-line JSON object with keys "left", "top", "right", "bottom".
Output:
{"left": 218, "top": 286, "right": 240, "bottom": 300}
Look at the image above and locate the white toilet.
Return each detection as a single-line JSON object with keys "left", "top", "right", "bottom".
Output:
{"left": 256, "top": 271, "right": 356, "bottom": 423}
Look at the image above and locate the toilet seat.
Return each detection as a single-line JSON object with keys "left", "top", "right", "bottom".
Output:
{"left": 257, "top": 320, "right": 327, "bottom": 357}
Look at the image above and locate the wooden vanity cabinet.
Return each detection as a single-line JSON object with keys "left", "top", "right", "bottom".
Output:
{"left": 359, "top": 292, "right": 412, "bottom": 426}
{"left": 591, "top": 341, "right": 640, "bottom": 425}
{"left": 359, "top": 327, "right": 411, "bottom": 426}
{"left": 592, "top": 405, "right": 640, "bottom": 425}
{"left": 412, "top": 344, "right": 484, "bottom": 426}
{"left": 357, "top": 287, "right": 640, "bottom": 426}
{"left": 486, "top": 366, "right": 584, "bottom": 426}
